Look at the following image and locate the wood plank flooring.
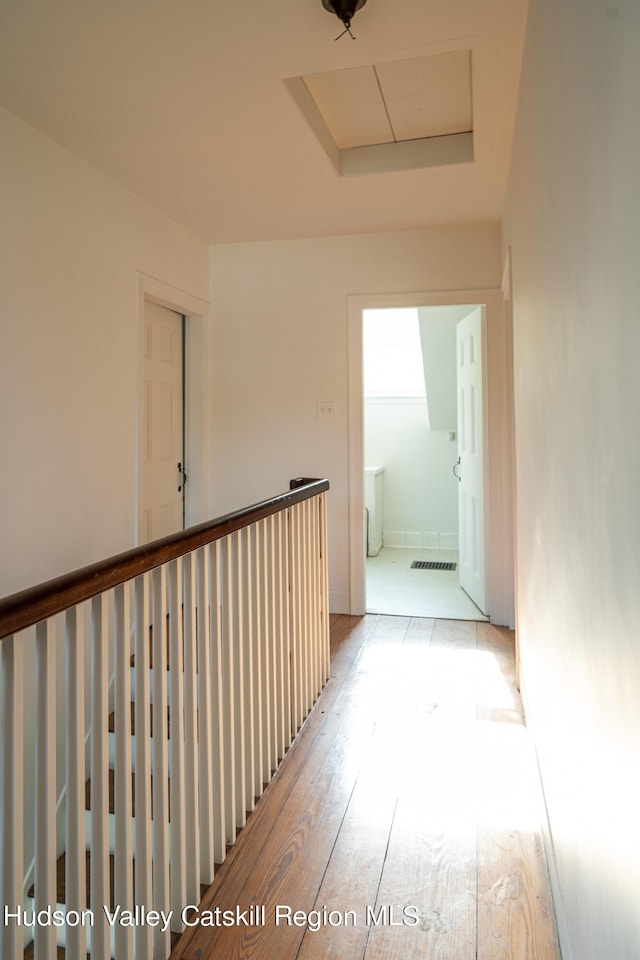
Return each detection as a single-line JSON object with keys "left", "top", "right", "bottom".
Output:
{"left": 170, "top": 615, "right": 560, "bottom": 960}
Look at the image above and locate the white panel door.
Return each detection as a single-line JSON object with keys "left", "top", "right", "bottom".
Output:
{"left": 456, "top": 307, "right": 488, "bottom": 614}
{"left": 142, "top": 301, "right": 184, "bottom": 542}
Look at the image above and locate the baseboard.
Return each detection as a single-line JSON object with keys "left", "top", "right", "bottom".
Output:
{"left": 329, "top": 590, "right": 351, "bottom": 615}
{"left": 382, "top": 531, "right": 459, "bottom": 550}
{"left": 519, "top": 668, "right": 574, "bottom": 960}
{"left": 438, "top": 532, "right": 458, "bottom": 550}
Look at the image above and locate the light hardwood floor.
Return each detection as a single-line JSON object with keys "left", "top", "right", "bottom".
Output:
{"left": 171, "top": 615, "right": 560, "bottom": 960}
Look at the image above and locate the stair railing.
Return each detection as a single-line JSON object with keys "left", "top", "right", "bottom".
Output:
{"left": 0, "top": 478, "right": 330, "bottom": 960}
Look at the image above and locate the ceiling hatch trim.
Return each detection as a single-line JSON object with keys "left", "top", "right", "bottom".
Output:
{"left": 284, "top": 50, "right": 474, "bottom": 177}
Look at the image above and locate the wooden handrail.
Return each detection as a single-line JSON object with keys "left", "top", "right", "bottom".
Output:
{"left": 0, "top": 478, "right": 329, "bottom": 641}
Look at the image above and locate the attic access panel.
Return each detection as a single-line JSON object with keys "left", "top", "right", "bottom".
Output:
{"left": 285, "top": 50, "right": 473, "bottom": 176}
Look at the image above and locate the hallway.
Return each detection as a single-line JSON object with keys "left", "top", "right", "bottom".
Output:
{"left": 171, "top": 614, "right": 559, "bottom": 960}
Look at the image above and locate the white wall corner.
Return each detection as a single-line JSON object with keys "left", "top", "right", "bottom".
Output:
{"left": 384, "top": 531, "right": 404, "bottom": 548}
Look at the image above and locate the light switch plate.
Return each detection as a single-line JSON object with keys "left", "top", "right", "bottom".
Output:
{"left": 317, "top": 401, "right": 336, "bottom": 420}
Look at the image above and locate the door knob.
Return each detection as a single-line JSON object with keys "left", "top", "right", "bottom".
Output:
{"left": 178, "top": 462, "right": 188, "bottom": 492}
{"left": 453, "top": 457, "right": 461, "bottom": 481}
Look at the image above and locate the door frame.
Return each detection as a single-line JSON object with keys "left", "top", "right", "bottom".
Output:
{"left": 501, "top": 248, "right": 520, "bottom": 674}
{"left": 347, "top": 288, "right": 514, "bottom": 625}
{"left": 136, "top": 272, "right": 210, "bottom": 545}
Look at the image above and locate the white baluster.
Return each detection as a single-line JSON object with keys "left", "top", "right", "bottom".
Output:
{"left": 309, "top": 499, "right": 317, "bottom": 704}
{"left": 315, "top": 497, "right": 323, "bottom": 696}
{"left": 305, "top": 500, "right": 313, "bottom": 712}
{"left": 134, "top": 573, "right": 153, "bottom": 960}
{"left": 297, "top": 501, "right": 307, "bottom": 730}
{"left": 151, "top": 565, "right": 171, "bottom": 959}
{"left": 320, "top": 492, "right": 331, "bottom": 682}
{"left": 289, "top": 503, "right": 303, "bottom": 735}
{"left": 65, "top": 606, "right": 87, "bottom": 960}
{"left": 209, "top": 540, "right": 227, "bottom": 863}
{"left": 34, "top": 619, "right": 57, "bottom": 960}
{"left": 252, "top": 519, "right": 266, "bottom": 798}
{"left": 231, "top": 531, "right": 247, "bottom": 829}
{"left": 259, "top": 517, "right": 269, "bottom": 790}
{"left": 168, "top": 558, "right": 186, "bottom": 931}
{"left": 196, "top": 544, "right": 215, "bottom": 882}
{"left": 278, "top": 510, "right": 292, "bottom": 755}
{"left": 241, "top": 525, "right": 256, "bottom": 815}
{"left": 275, "top": 513, "right": 291, "bottom": 762}
{"left": 221, "top": 537, "right": 237, "bottom": 844}
{"left": 286, "top": 506, "right": 296, "bottom": 739}
{"left": 270, "top": 514, "right": 283, "bottom": 761}
{"left": 309, "top": 497, "right": 321, "bottom": 701}
{"left": 90, "top": 594, "right": 111, "bottom": 960}
{"left": 0, "top": 636, "right": 23, "bottom": 960}
{"left": 264, "top": 515, "right": 277, "bottom": 775}
{"left": 301, "top": 499, "right": 310, "bottom": 710}
{"left": 183, "top": 552, "right": 200, "bottom": 906}
{"left": 309, "top": 497, "right": 320, "bottom": 696}
{"left": 272, "top": 513, "right": 291, "bottom": 762}
{"left": 114, "top": 582, "right": 134, "bottom": 960}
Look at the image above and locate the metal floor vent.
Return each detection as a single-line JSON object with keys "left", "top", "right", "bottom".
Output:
{"left": 411, "top": 560, "right": 457, "bottom": 571}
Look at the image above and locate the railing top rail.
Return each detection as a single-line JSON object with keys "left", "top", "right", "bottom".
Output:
{"left": 0, "top": 478, "right": 329, "bottom": 642}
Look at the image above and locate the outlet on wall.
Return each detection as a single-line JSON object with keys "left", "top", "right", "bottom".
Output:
{"left": 317, "top": 401, "right": 336, "bottom": 420}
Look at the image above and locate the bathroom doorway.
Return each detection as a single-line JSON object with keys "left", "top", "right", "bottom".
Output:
{"left": 361, "top": 304, "right": 488, "bottom": 620}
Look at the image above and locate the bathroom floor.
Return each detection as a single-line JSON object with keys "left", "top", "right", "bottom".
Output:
{"left": 366, "top": 547, "right": 489, "bottom": 621}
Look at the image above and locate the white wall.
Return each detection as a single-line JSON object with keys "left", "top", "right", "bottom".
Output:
{"left": 364, "top": 398, "right": 458, "bottom": 548}
{"left": 503, "top": 2, "right": 640, "bottom": 958}
{"left": 209, "top": 225, "right": 503, "bottom": 613}
{"left": 418, "top": 305, "right": 472, "bottom": 430}
{"left": 0, "top": 106, "right": 210, "bottom": 597}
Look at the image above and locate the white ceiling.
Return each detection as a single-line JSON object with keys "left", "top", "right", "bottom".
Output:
{"left": 0, "top": 0, "right": 528, "bottom": 243}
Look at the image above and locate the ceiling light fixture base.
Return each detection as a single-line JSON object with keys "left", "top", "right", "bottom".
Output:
{"left": 321, "top": 0, "right": 368, "bottom": 40}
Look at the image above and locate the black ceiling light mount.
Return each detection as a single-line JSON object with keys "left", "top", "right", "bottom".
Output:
{"left": 321, "top": 0, "right": 368, "bottom": 40}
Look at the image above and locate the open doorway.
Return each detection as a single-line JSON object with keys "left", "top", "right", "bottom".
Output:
{"left": 141, "top": 300, "right": 186, "bottom": 542}
{"left": 362, "top": 305, "right": 488, "bottom": 620}
{"left": 347, "top": 288, "right": 514, "bottom": 626}
{"left": 136, "top": 272, "right": 211, "bottom": 546}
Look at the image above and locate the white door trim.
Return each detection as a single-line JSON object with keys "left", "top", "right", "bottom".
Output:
{"left": 136, "top": 273, "right": 210, "bottom": 544}
{"left": 347, "top": 288, "right": 513, "bottom": 624}
{"left": 501, "top": 248, "right": 519, "bottom": 653}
